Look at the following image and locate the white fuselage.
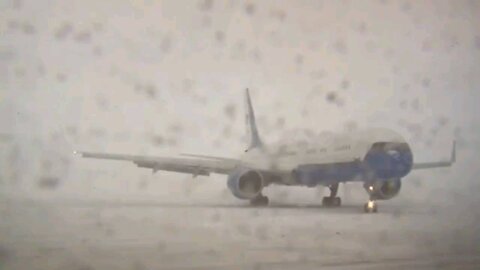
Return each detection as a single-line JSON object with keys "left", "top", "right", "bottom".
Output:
{"left": 239, "top": 128, "right": 412, "bottom": 186}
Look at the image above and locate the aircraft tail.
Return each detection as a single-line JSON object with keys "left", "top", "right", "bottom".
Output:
{"left": 245, "top": 88, "right": 263, "bottom": 151}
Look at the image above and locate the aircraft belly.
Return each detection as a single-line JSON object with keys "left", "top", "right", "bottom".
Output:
{"left": 293, "top": 161, "right": 364, "bottom": 187}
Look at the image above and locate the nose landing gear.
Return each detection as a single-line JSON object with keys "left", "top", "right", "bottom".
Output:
{"left": 364, "top": 199, "right": 378, "bottom": 213}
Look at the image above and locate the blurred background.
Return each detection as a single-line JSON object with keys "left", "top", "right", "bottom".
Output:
{"left": 1, "top": 0, "right": 480, "bottom": 269}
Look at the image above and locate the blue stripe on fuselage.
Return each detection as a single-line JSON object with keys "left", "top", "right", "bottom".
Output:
{"left": 294, "top": 161, "right": 364, "bottom": 187}
{"left": 293, "top": 143, "right": 413, "bottom": 187}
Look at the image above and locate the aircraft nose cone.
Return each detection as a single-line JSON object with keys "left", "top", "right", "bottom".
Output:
{"left": 387, "top": 149, "right": 400, "bottom": 159}
{"left": 366, "top": 143, "right": 413, "bottom": 179}
{"left": 388, "top": 147, "right": 413, "bottom": 177}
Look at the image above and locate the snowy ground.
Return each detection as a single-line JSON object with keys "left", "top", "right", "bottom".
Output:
{"left": 1, "top": 195, "right": 479, "bottom": 270}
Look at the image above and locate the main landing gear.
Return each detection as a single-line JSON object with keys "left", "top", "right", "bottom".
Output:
{"left": 322, "top": 183, "right": 341, "bottom": 207}
{"left": 364, "top": 199, "right": 378, "bottom": 213}
{"left": 250, "top": 194, "right": 269, "bottom": 206}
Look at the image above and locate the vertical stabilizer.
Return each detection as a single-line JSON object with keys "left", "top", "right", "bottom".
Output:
{"left": 245, "top": 88, "right": 263, "bottom": 151}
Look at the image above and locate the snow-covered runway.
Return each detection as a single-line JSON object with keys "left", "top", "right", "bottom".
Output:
{"left": 1, "top": 198, "right": 478, "bottom": 270}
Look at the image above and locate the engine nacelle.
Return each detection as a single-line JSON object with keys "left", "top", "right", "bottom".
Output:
{"left": 227, "top": 169, "right": 264, "bottom": 199}
{"left": 364, "top": 178, "right": 402, "bottom": 200}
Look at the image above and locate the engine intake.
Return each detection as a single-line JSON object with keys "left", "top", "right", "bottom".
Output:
{"left": 227, "top": 169, "right": 264, "bottom": 199}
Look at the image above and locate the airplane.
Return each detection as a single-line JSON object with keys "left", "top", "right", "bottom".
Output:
{"left": 76, "top": 89, "right": 456, "bottom": 213}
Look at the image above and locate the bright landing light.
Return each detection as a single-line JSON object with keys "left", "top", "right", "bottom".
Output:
{"left": 367, "top": 200, "right": 375, "bottom": 209}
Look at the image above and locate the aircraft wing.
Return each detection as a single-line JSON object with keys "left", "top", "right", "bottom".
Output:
{"left": 76, "top": 151, "right": 239, "bottom": 176}
{"left": 411, "top": 141, "right": 456, "bottom": 170}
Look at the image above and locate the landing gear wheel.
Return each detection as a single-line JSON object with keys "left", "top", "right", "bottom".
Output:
{"left": 322, "top": 197, "right": 341, "bottom": 207}
{"left": 364, "top": 201, "right": 378, "bottom": 213}
{"left": 250, "top": 195, "right": 269, "bottom": 206}
{"left": 334, "top": 197, "right": 341, "bottom": 207}
{"left": 323, "top": 183, "right": 341, "bottom": 207}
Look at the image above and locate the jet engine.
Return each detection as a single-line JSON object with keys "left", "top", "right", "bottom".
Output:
{"left": 364, "top": 178, "right": 401, "bottom": 200}
{"left": 227, "top": 169, "right": 264, "bottom": 199}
